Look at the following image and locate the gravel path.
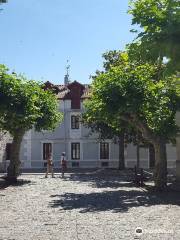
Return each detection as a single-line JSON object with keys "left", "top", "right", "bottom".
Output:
{"left": 0, "top": 171, "right": 180, "bottom": 240}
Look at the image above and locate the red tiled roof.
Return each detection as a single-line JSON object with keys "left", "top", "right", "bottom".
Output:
{"left": 56, "top": 88, "right": 70, "bottom": 99}
{"left": 44, "top": 80, "right": 91, "bottom": 100}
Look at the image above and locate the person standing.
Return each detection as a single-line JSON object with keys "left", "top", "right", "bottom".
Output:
{"left": 45, "top": 153, "right": 54, "bottom": 178}
{"left": 61, "top": 152, "right": 67, "bottom": 178}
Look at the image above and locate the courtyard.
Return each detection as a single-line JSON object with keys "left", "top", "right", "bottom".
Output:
{"left": 0, "top": 170, "right": 180, "bottom": 240}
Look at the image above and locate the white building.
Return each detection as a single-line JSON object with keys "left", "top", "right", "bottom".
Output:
{"left": 1, "top": 79, "right": 177, "bottom": 172}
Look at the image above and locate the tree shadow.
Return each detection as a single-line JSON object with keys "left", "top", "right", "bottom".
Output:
{"left": 64, "top": 169, "right": 175, "bottom": 189}
{"left": 0, "top": 176, "right": 35, "bottom": 190}
{"left": 49, "top": 188, "right": 180, "bottom": 213}
{"left": 64, "top": 170, "right": 137, "bottom": 189}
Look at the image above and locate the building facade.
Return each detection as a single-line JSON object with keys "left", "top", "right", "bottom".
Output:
{"left": 1, "top": 80, "right": 177, "bottom": 171}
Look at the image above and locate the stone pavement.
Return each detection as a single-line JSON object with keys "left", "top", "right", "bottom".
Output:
{"left": 0, "top": 170, "right": 180, "bottom": 240}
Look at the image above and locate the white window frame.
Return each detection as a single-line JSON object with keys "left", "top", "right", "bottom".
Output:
{"left": 71, "top": 142, "right": 80, "bottom": 160}
{"left": 71, "top": 115, "right": 80, "bottom": 129}
{"left": 41, "top": 141, "right": 53, "bottom": 161}
{"left": 99, "top": 142, "right": 110, "bottom": 160}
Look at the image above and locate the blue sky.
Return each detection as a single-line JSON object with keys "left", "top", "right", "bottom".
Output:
{"left": 0, "top": 0, "right": 136, "bottom": 84}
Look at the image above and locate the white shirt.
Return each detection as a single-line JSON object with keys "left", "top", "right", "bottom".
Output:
{"left": 61, "top": 155, "right": 66, "bottom": 161}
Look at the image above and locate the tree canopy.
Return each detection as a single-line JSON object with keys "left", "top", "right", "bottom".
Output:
{"left": 0, "top": 65, "right": 62, "bottom": 135}
{"left": 84, "top": 52, "right": 179, "bottom": 188}
{"left": 86, "top": 54, "right": 178, "bottom": 139}
{"left": 0, "top": 65, "right": 63, "bottom": 181}
{"left": 128, "top": 0, "right": 180, "bottom": 72}
{"left": 83, "top": 51, "right": 143, "bottom": 143}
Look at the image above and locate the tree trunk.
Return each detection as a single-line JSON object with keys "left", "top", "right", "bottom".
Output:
{"left": 153, "top": 139, "right": 167, "bottom": 189}
{"left": 149, "top": 143, "right": 155, "bottom": 168}
{"left": 136, "top": 143, "right": 140, "bottom": 169}
{"left": 7, "top": 130, "right": 25, "bottom": 182}
{"left": 118, "top": 132, "right": 125, "bottom": 170}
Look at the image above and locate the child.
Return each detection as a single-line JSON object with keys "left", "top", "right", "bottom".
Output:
{"left": 45, "top": 153, "right": 54, "bottom": 178}
{"left": 61, "top": 152, "right": 67, "bottom": 178}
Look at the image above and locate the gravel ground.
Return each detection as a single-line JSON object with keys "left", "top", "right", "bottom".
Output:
{"left": 0, "top": 170, "right": 180, "bottom": 240}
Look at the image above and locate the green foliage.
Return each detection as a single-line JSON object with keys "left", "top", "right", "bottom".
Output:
{"left": 128, "top": 0, "right": 180, "bottom": 72}
{"left": 84, "top": 54, "right": 179, "bottom": 140}
{"left": 83, "top": 50, "right": 178, "bottom": 144}
{"left": 83, "top": 51, "right": 129, "bottom": 141}
{"left": 0, "top": 65, "right": 62, "bottom": 136}
{"left": 102, "top": 50, "right": 128, "bottom": 71}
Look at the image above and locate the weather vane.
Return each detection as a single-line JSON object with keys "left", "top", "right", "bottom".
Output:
{"left": 64, "top": 59, "right": 71, "bottom": 85}
{"left": 66, "top": 59, "right": 70, "bottom": 76}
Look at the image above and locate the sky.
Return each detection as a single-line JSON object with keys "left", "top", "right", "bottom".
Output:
{"left": 0, "top": 0, "right": 136, "bottom": 85}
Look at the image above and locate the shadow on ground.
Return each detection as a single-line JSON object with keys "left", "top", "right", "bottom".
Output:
{"left": 63, "top": 170, "right": 137, "bottom": 189}
{"left": 0, "top": 176, "right": 35, "bottom": 190}
{"left": 63, "top": 169, "right": 176, "bottom": 189}
{"left": 49, "top": 170, "right": 180, "bottom": 213}
{"left": 49, "top": 189, "right": 180, "bottom": 213}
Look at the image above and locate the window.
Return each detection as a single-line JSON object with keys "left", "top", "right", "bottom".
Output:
{"left": 71, "top": 115, "right": 80, "bottom": 129}
{"left": 43, "top": 143, "right": 52, "bottom": 160}
{"left": 100, "top": 143, "right": 109, "bottom": 159}
{"left": 71, "top": 143, "right": 80, "bottom": 160}
{"left": 6, "top": 143, "right": 12, "bottom": 160}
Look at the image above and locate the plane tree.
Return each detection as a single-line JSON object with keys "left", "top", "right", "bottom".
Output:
{"left": 83, "top": 50, "right": 156, "bottom": 170}
{"left": 128, "top": 0, "right": 180, "bottom": 182}
{"left": 0, "top": 65, "right": 63, "bottom": 182}
{"left": 83, "top": 51, "right": 131, "bottom": 170}
{"left": 84, "top": 52, "right": 179, "bottom": 189}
